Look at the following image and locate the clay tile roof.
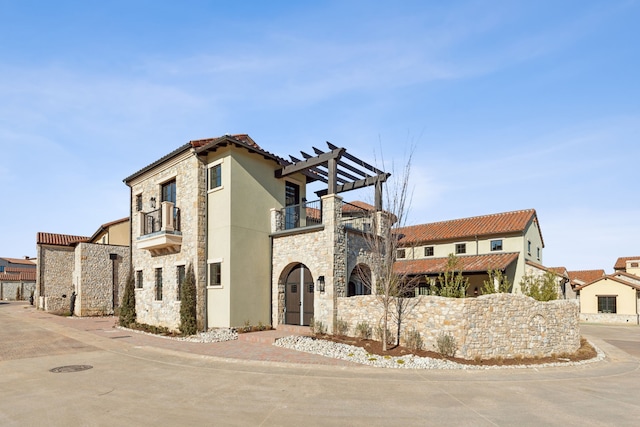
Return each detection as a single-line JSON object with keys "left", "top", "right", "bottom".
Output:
{"left": 37, "top": 232, "right": 90, "bottom": 247}
{"left": 613, "top": 256, "right": 640, "bottom": 270}
{"left": 576, "top": 274, "right": 640, "bottom": 292}
{"left": 194, "top": 134, "right": 286, "bottom": 165}
{"left": 394, "top": 252, "right": 519, "bottom": 276}
{"left": 567, "top": 269, "right": 606, "bottom": 285}
{"left": 0, "top": 257, "right": 36, "bottom": 266}
{"left": 343, "top": 201, "right": 376, "bottom": 213}
{"left": 397, "top": 209, "right": 539, "bottom": 246}
{"left": 0, "top": 270, "right": 35, "bottom": 281}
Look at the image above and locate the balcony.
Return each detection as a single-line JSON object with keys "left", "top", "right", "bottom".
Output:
{"left": 278, "top": 199, "right": 323, "bottom": 231}
{"left": 137, "top": 202, "right": 182, "bottom": 255}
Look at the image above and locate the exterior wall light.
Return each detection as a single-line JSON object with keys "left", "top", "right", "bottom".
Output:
{"left": 317, "top": 276, "right": 325, "bottom": 293}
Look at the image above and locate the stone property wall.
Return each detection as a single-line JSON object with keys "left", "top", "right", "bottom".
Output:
{"left": 75, "top": 243, "right": 130, "bottom": 316}
{"left": 337, "top": 293, "right": 580, "bottom": 359}
{"left": 580, "top": 313, "right": 639, "bottom": 325}
{"left": 37, "top": 245, "right": 75, "bottom": 313}
{"left": 0, "top": 281, "right": 35, "bottom": 301}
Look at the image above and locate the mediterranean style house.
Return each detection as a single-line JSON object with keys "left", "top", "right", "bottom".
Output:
{"left": 123, "top": 134, "right": 388, "bottom": 332}
{"left": 35, "top": 218, "right": 130, "bottom": 315}
{"left": 575, "top": 256, "right": 640, "bottom": 324}
{"left": 0, "top": 257, "right": 36, "bottom": 301}
{"left": 393, "top": 209, "right": 545, "bottom": 296}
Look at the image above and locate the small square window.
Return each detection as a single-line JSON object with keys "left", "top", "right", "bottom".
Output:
{"left": 424, "top": 246, "right": 434, "bottom": 257}
{"left": 455, "top": 243, "right": 466, "bottom": 254}
{"left": 630, "top": 262, "right": 639, "bottom": 268}
{"left": 209, "top": 262, "right": 221, "bottom": 287}
{"left": 397, "top": 249, "right": 406, "bottom": 259}
{"left": 209, "top": 164, "right": 222, "bottom": 190}
{"left": 490, "top": 240, "right": 503, "bottom": 251}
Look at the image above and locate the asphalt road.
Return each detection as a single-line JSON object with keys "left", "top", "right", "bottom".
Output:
{"left": 1, "top": 302, "right": 639, "bottom": 426}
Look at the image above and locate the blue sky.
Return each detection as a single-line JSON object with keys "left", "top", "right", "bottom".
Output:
{"left": 1, "top": 1, "right": 638, "bottom": 271}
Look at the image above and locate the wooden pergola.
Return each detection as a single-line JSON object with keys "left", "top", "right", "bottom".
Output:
{"left": 275, "top": 142, "right": 390, "bottom": 210}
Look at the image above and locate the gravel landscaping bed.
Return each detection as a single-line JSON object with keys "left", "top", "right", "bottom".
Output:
{"left": 273, "top": 335, "right": 605, "bottom": 370}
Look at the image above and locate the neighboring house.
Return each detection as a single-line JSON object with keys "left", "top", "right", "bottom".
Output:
{"left": 567, "top": 269, "right": 605, "bottom": 291}
{"left": 613, "top": 256, "right": 640, "bottom": 276}
{"left": 35, "top": 218, "right": 130, "bottom": 315}
{"left": 394, "top": 209, "right": 545, "bottom": 295}
{"left": 523, "top": 262, "right": 574, "bottom": 299}
{"left": 576, "top": 271, "right": 640, "bottom": 324}
{"left": 124, "top": 134, "right": 388, "bottom": 332}
{"left": 0, "top": 257, "right": 36, "bottom": 301}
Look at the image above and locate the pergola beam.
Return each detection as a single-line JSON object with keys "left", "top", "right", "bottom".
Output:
{"left": 276, "top": 147, "right": 344, "bottom": 178}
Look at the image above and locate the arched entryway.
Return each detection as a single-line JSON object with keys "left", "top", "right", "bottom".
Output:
{"left": 348, "top": 264, "right": 372, "bottom": 297}
{"left": 284, "top": 263, "right": 314, "bottom": 325}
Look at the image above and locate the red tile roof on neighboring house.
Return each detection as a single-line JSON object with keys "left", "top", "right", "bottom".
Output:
{"left": 613, "top": 256, "right": 640, "bottom": 270}
{"left": 0, "top": 257, "right": 36, "bottom": 266}
{"left": 0, "top": 270, "right": 35, "bottom": 281}
{"left": 525, "top": 261, "right": 568, "bottom": 278}
{"left": 37, "top": 232, "right": 90, "bottom": 247}
{"left": 394, "top": 252, "right": 519, "bottom": 276}
{"left": 343, "top": 201, "right": 376, "bottom": 213}
{"left": 576, "top": 274, "right": 640, "bottom": 292}
{"left": 397, "top": 209, "right": 540, "bottom": 246}
{"left": 567, "top": 269, "right": 606, "bottom": 285}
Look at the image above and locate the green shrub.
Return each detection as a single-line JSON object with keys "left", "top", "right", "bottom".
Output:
{"left": 355, "top": 321, "right": 372, "bottom": 339}
{"left": 404, "top": 327, "right": 424, "bottom": 351}
{"left": 335, "top": 318, "right": 349, "bottom": 336}
{"left": 119, "top": 269, "right": 136, "bottom": 328}
{"left": 179, "top": 263, "right": 197, "bottom": 336}
{"left": 436, "top": 331, "right": 457, "bottom": 357}
{"left": 482, "top": 269, "right": 511, "bottom": 294}
{"left": 375, "top": 325, "right": 395, "bottom": 345}
{"left": 520, "top": 271, "right": 558, "bottom": 301}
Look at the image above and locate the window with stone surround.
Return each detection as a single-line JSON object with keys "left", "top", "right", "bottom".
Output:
{"left": 135, "top": 194, "right": 143, "bottom": 211}
{"left": 155, "top": 268, "right": 163, "bottom": 301}
{"left": 135, "top": 270, "right": 143, "bottom": 289}
{"left": 176, "top": 265, "right": 185, "bottom": 300}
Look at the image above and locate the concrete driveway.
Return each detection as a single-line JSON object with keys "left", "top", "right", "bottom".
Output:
{"left": 1, "top": 302, "right": 639, "bottom": 426}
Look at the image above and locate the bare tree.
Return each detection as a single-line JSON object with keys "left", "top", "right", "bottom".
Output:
{"left": 359, "top": 146, "right": 416, "bottom": 351}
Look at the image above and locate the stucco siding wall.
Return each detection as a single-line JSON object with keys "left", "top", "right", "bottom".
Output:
{"left": 337, "top": 294, "right": 580, "bottom": 359}
{"left": 580, "top": 278, "right": 638, "bottom": 315}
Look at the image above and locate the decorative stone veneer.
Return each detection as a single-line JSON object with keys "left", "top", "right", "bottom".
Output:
{"left": 337, "top": 293, "right": 580, "bottom": 359}
{"left": 36, "top": 244, "right": 75, "bottom": 312}
{"left": 129, "top": 151, "right": 206, "bottom": 331}
{"left": 74, "top": 243, "right": 130, "bottom": 316}
{"left": 580, "top": 313, "right": 639, "bottom": 325}
{"left": 271, "top": 195, "right": 375, "bottom": 332}
{"left": 0, "top": 281, "right": 35, "bottom": 301}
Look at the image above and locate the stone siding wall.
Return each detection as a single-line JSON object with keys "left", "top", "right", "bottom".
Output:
{"left": 37, "top": 245, "right": 75, "bottom": 313}
{"left": 337, "top": 293, "right": 580, "bottom": 359}
{"left": 75, "top": 243, "right": 130, "bottom": 316}
{"left": 580, "top": 313, "right": 639, "bottom": 325}
{"left": 0, "top": 282, "right": 35, "bottom": 300}
{"left": 130, "top": 153, "right": 206, "bottom": 330}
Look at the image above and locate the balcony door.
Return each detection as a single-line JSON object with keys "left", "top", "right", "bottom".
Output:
{"left": 285, "top": 181, "right": 300, "bottom": 229}
{"left": 161, "top": 180, "right": 176, "bottom": 204}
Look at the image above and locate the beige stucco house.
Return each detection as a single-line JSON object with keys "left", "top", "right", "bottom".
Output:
{"left": 394, "top": 209, "right": 545, "bottom": 296}
{"left": 577, "top": 272, "right": 640, "bottom": 324}
{"left": 35, "top": 218, "right": 130, "bottom": 315}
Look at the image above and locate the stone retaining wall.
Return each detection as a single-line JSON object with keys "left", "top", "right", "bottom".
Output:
{"left": 336, "top": 293, "right": 580, "bottom": 359}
